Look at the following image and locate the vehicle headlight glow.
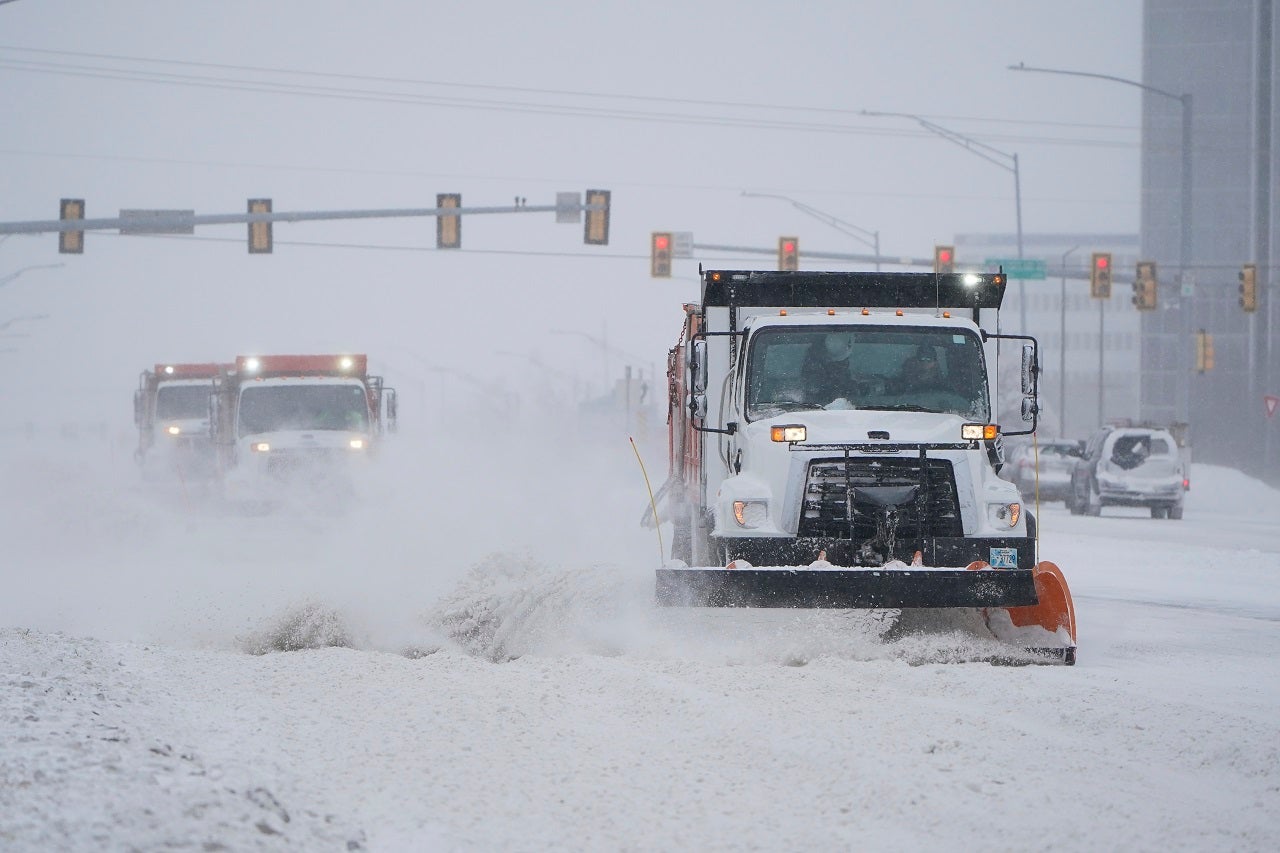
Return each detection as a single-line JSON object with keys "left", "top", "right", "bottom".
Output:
{"left": 962, "top": 273, "right": 981, "bottom": 286}
{"left": 989, "top": 502, "right": 1021, "bottom": 528}
{"left": 251, "top": 442, "right": 270, "bottom": 452}
{"left": 770, "top": 424, "right": 807, "bottom": 443}
{"left": 163, "top": 365, "right": 175, "bottom": 375}
{"left": 244, "top": 357, "right": 261, "bottom": 373}
{"left": 340, "top": 356, "right": 354, "bottom": 370}
{"left": 732, "top": 500, "right": 768, "bottom": 528}
{"left": 349, "top": 438, "right": 365, "bottom": 450}
{"left": 962, "top": 423, "right": 999, "bottom": 441}
{"left": 166, "top": 425, "right": 181, "bottom": 436}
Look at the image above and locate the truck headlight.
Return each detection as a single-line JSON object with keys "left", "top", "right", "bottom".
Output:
{"left": 989, "top": 502, "right": 1021, "bottom": 528}
{"left": 962, "top": 423, "right": 998, "bottom": 440}
{"left": 732, "top": 500, "right": 768, "bottom": 528}
{"left": 770, "top": 425, "right": 806, "bottom": 443}
{"left": 166, "top": 425, "right": 181, "bottom": 436}
{"left": 349, "top": 438, "right": 366, "bottom": 450}
{"left": 251, "top": 442, "right": 270, "bottom": 452}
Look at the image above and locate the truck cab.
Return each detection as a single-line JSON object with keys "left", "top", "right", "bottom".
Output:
{"left": 666, "top": 270, "right": 1039, "bottom": 572}
{"left": 134, "top": 363, "right": 227, "bottom": 481}
{"left": 212, "top": 354, "right": 396, "bottom": 505}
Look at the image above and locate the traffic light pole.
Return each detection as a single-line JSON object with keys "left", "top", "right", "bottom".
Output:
{"left": 1060, "top": 245, "right": 1082, "bottom": 436}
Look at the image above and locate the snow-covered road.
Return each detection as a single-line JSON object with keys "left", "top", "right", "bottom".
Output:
{"left": 3, "top": 435, "right": 1279, "bottom": 851}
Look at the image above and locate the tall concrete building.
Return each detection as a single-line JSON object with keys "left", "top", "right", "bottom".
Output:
{"left": 1142, "top": 0, "right": 1278, "bottom": 481}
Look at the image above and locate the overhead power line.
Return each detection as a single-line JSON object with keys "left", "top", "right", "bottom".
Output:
{"left": 0, "top": 48, "right": 1138, "bottom": 150}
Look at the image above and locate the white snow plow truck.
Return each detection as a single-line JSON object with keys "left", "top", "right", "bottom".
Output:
{"left": 652, "top": 269, "right": 1077, "bottom": 664}
{"left": 212, "top": 354, "right": 397, "bottom": 506}
{"left": 134, "top": 362, "right": 227, "bottom": 481}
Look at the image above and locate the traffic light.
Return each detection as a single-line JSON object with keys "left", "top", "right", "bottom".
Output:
{"left": 778, "top": 237, "right": 799, "bottom": 271}
{"left": 1132, "top": 260, "right": 1158, "bottom": 310}
{"left": 934, "top": 245, "right": 955, "bottom": 274}
{"left": 650, "top": 232, "right": 672, "bottom": 278}
{"left": 1195, "top": 329, "right": 1215, "bottom": 372}
{"left": 437, "top": 193, "right": 461, "bottom": 249}
{"left": 583, "top": 189, "right": 610, "bottom": 245}
{"left": 1239, "top": 263, "right": 1258, "bottom": 312}
{"left": 247, "top": 198, "right": 272, "bottom": 254}
{"left": 1090, "top": 252, "right": 1113, "bottom": 299}
{"left": 59, "top": 198, "right": 85, "bottom": 254}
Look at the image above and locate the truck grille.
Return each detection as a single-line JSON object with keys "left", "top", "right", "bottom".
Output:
{"left": 265, "top": 449, "right": 344, "bottom": 479}
{"left": 798, "top": 457, "right": 963, "bottom": 539}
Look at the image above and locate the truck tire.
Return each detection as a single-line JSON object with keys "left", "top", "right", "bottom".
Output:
{"left": 1168, "top": 504, "right": 1184, "bottom": 520}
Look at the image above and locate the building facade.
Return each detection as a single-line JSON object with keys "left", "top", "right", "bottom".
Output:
{"left": 1142, "top": 0, "right": 1278, "bottom": 481}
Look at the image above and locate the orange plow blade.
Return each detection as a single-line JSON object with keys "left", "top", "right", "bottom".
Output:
{"left": 1007, "top": 561, "right": 1077, "bottom": 644}
{"left": 967, "top": 559, "right": 1077, "bottom": 665}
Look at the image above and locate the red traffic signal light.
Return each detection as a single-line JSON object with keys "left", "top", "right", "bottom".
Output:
{"left": 778, "top": 237, "right": 799, "bottom": 271}
{"left": 1090, "top": 251, "right": 1113, "bottom": 299}
{"left": 651, "top": 232, "right": 672, "bottom": 277}
{"left": 933, "top": 245, "right": 955, "bottom": 274}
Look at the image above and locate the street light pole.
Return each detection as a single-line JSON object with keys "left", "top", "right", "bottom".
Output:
{"left": 740, "top": 192, "right": 882, "bottom": 271}
{"left": 1009, "top": 62, "right": 1193, "bottom": 426}
{"left": 1060, "top": 245, "right": 1081, "bottom": 436}
{"left": 860, "top": 111, "right": 1025, "bottom": 328}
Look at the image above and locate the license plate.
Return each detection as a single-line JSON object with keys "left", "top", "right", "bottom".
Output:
{"left": 989, "top": 547, "right": 1018, "bottom": 569}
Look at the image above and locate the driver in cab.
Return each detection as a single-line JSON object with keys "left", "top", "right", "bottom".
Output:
{"left": 893, "top": 345, "right": 945, "bottom": 395}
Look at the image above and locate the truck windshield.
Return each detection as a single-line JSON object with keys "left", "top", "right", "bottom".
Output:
{"left": 238, "top": 384, "right": 370, "bottom": 434}
{"left": 745, "top": 325, "right": 990, "bottom": 421}
{"left": 156, "top": 384, "right": 211, "bottom": 420}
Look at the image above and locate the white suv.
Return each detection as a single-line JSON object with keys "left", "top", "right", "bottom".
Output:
{"left": 1067, "top": 426, "right": 1186, "bottom": 519}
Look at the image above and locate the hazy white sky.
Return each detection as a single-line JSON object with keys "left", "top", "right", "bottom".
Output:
{"left": 1, "top": 1, "right": 1142, "bottom": 424}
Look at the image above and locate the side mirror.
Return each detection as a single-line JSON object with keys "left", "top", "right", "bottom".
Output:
{"left": 208, "top": 394, "right": 220, "bottom": 439}
{"left": 688, "top": 392, "right": 707, "bottom": 420}
{"left": 384, "top": 388, "right": 399, "bottom": 433}
{"left": 1020, "top": 344, "right": 1036, "bottom": 395}
{"left": 133, "top": 389, "right": 144, "bottom": 428}
{"left": 1021, "top": 397, "right": 1039, "bottom": 422}
{"left": 688, "top": 339, "right": 708, "bottom": 394}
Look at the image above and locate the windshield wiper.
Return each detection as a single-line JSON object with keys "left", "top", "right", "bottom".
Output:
{"left": 752, "top": 401, "right": 821, "bottom": 414}
{"left": 860, "top": 403, "right": 932, "bottom": 412}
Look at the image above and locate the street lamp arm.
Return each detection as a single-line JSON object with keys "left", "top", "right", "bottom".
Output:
{"left": 860, "top": 110, "right": 1016, "bottom": 172}
{"left": 0, "top": 262, "right": 65, "bottom": 289}
{"left": 740, "top": 191, "right": 879, "bottom": 251}
{"left": 1008, "top": 62, "right": 1186, "bottom": 104}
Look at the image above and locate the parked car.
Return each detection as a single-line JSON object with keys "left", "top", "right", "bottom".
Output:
{"left": 1067, "top": 425, "right": 1186, "bottom": 519}
{"left": 1007, "top": 438, "right": 1084, "bottom": 502}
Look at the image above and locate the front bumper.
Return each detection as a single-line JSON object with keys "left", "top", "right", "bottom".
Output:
{"left": 656, "top": 565, "right": 1037, "bottom": 609}
{"left": 711, "top": 535, "right": 1036, "bottom": 571}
